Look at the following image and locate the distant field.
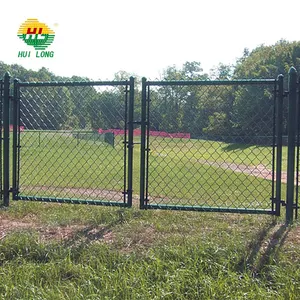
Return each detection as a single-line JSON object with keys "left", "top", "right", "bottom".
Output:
{"left": 15, "top": 130, "right": 286, "bottom": 210}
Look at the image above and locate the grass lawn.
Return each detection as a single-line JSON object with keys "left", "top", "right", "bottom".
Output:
{"left": 17, "top": 131, "right": 284, "bottom": 211}
{"left": 0, "top": 131, "right": 298, "bottom": 299}
{"left": 0, "top": 202, "right": 299, "bottom": 299}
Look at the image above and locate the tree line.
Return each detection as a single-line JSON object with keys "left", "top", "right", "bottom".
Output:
{"left": 1, "top": 40, "right": 300, "bottom": 141}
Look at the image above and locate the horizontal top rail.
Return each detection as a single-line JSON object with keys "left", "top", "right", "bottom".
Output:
{"left": 17, "top": 80, "right": 130, "bottom": 87}
{"left": 145, "top": 79, "right": 277, "bottom": 86}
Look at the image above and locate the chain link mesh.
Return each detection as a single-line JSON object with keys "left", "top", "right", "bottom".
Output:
{"left": 143, "top": 82, "right": 278, "bottom": 212}
{"left": 12, "top": 79, "right": 284, "bottom": 213}
{"left": 17, "top": 82, "right": 130, "bottom": 205}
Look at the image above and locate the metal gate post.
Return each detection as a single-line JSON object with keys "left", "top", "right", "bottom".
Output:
{"left": 3, "top": 72, "right": 10, "bottom": 207}
{"left": 127, "top": 76, "right": 134, "bottom": 207}
{"left": 286, "top": 67, "right": 298, "bottom": 224}
{"left": 275, "top": 74, "right": 284, "bottom": 216}
{"left": 140, "top": 78, "right": 147, "bottom": 209}
{"left": 12, "top": 79, "right": 20, "bottom": 200}
{"left": 0, "top": 79, "right": 2, "bottom": 204}
{"left": 296, "top": 75, "right": 300, "bottom": 219}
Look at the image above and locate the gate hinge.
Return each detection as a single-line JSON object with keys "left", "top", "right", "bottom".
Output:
{"left": 123, "top": 141, "right": 135, "bottom": 148}
{"left": 270, "top": 197, "right": 285, "bottom": 206}
{"left": 122, "top": 189, "right": 133, "bottom": 195}
{"left": 283, "top": 91, "right": 289, "bottom": 98}
{"left": 9, "top": 187, "right": 19, "bottom": 194}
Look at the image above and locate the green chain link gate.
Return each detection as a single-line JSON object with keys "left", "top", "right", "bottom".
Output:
{"left": 11, "top": 77, "right": 135, "bottom": 207}
{"left": 1, "top": 69, "right": 300, "bottom": 223}
{"left": 139, "top": 78, "right": 283, "bottom": 215}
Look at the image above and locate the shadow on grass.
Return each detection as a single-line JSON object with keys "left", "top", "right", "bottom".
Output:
{"left": 255, "top": 223, "right": 289, "bottom": 272}
{"left": 0, "top": 204, "right": 9, "bottom": 210}
{"left": 237, "top": 219, "right": 290, "bottom": 277}
{"left": 62, "top": 209, "right": 129, "bottom": 248}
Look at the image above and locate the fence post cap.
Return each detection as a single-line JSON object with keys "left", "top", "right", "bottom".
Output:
{"left": 288, "top": 66, "right": 297, "bottom": 75}
{"left": 4, "top": 72, "right": 10, "bottom": 79}
{"left": 277, "top": 74, "right": 284, "bottom": 80}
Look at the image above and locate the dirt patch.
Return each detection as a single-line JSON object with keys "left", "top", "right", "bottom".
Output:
{"left": 0, "top": 218, "right": 35, "bottom": 240}
{"left": 0, "top": 216, "right": 93, "bottom": 242}
{"left": 284, "top": 225, "right": 300, "bottom": 246}
{"left": 153, "top": 152, "right": 292, "bottom": 183}
{"left": 196, "top": 159, "right": 291, "bottom": 183}
{"left": 119, "top": 225, "right": 157, "bottom": 253}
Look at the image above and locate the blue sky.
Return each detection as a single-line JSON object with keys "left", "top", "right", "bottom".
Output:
{"left": 1, "top": 0, "right": 299, "bottom": 80}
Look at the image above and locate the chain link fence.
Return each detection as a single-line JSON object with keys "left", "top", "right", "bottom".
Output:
{"left": 140, "top": 79, "right": 281, "bottom": 213}
{"left": 13, "top": 79, "right": 134, "bottom": 206}
{"left": 2, "top": 70, "right": 300, "bottom": 221}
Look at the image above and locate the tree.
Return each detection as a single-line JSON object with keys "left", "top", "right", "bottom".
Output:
{"left": 234, "top": 40, "right": 300, "bottom": 79}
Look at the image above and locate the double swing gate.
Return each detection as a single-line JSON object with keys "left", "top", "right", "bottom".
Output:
{"left": 1, "top": 68, "right": 300, "bottom": 222}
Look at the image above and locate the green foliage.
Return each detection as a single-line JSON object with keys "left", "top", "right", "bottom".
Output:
{"left": 234, "top": 40, "right": 300, "bottom": 79}
{"left": 1, "top": 39, "right": 300, "bottom": 137}
{"left": 88, "top": 90, "right": 125, "bottom": 129}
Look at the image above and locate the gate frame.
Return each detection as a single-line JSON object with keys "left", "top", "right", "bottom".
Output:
{"left": 140, "top": 77, "right": 283, "bottom": 215}
{"left": 2, "top": 73, "right": 10, "bottom": 207}
{"left": 286, "top": 67, "right": 300, "bottom": 223}
{"left": 10, "top": 77, "right": 135, "bottom": 207}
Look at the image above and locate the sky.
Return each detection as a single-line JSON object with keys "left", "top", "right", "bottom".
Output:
{"left": 0, "top": 0, "right": 299, "bottom": 80}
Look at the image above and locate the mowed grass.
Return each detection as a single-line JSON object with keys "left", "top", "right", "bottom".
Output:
{"left": 19, "top": 131, "right": 125, "bottom": 189}
{"left": 149, "top": 136, "right": 284, "bottom": 170}
{"left": 0, "top": 202, "right": 299, "bottom": 299}
{"left": 1, "top": 132, "right": 298, "bottom": 299}
{"left": 17, "top": 131, "right": 285, "bottom": 210}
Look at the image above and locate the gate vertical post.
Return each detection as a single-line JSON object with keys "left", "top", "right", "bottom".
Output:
{"left": 0, "top": 80, "right": 2, "bottom": 204}
{"left": 286, "top": 67, "right": 298, "bottom": 224}
{"left": 275, "top": 75, "right": 284, "bottom": 216}
{"left": 296, "top": 75, "right": 300, "bottom": 219}
{"left": 3, "top": 72, "right": 10, "bottom": 207}
{"left": 127, "top": 76, "right": 134, "bottom": 207}
{"left": 140, "top": 78, "right": 147, "bottom": 209}
{"left": 12, "top": 79, "right": 20, "bottom": 200}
